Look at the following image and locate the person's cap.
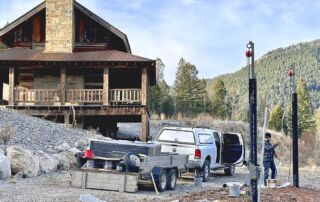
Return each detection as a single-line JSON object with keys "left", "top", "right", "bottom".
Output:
{"left": 265, "top": 132, "right": 271, "bottom": 138}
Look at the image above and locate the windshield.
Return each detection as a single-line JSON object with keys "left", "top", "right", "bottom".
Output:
{"left": 157, "top": 129, "right": 195, "bottom": 144}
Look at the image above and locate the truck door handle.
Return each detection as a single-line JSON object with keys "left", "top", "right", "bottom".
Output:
{"left": 171, "top": 144, "right": 178, "bottom": 147}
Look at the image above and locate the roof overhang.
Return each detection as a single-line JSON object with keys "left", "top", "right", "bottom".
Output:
{"left": 0, "top": 48, "right": 156, "bottom": 85}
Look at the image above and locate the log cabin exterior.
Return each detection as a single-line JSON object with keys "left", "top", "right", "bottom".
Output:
{"left": 0, "top": 0, "right": 156, "bottom": 141}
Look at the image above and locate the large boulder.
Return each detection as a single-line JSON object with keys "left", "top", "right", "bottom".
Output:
{"left": 37, "top": 151, "right": 59, "bottom": 173}
{"left": 0, "top": 149, "right": 11, "bottom": 179}
{"left": 6, "top": 146, "right": 39, "bottom": 177}
{"left": 53, "top": 148, "right": 80, "bottom": 170}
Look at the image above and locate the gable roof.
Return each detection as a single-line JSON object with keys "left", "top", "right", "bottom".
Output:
{"left": 0, "top": 1, "right": 132, "bottom": 53}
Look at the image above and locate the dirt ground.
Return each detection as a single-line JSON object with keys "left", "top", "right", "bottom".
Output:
{"left": 0, "top": 166, "right": 319, "bottom": 202}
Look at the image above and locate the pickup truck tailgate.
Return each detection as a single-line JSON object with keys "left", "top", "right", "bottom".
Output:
{"left": 159, "top": 142, "right": 196, "bottom": 161}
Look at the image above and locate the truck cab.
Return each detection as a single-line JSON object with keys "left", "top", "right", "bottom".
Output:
{"left": 154, "top": 127, "right": 244, "bottom": 181}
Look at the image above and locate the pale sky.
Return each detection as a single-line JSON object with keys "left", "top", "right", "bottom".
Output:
{"left": 1, "top": 0, "right": 320, "bottom": 84}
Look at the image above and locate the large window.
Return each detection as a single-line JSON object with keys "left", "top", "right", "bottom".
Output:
{"left": 198, "top": 133, "right": 213, "bottom": 144}
{"left": 157, "top": 129, "right": 195, "bottom": 144}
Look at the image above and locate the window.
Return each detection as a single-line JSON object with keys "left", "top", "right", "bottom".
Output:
{"left": 213, "top": 132, "right": 220, "bottom": 142}
{"left": 157, "top": 129, "right": 195, "bottom": 144}
{"left": 84, "top": 27, "right": 97, "bottom": 42}
{"left": 198, "top": 133, "right": 213, "bottom": 144}
{"left": 14, "top": 28, "right": 23, "bottom": 43}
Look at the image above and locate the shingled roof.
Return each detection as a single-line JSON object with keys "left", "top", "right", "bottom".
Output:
{"left": 0, "top": 48, "right": 152, "bottom": 62}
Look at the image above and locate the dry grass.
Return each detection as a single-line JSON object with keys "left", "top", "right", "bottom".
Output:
{"left": 0, "top": 123, "right": 15, "bottom": 145}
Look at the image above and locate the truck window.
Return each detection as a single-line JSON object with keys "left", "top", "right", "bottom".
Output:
{"left": 198, "top": 133, "right": 213, "bottom": 144}
{"left": 157, "top": 129, "right": 195, "bottom": 144}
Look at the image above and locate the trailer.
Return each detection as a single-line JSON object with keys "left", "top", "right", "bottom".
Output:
{"left": 71, "top": 139, "right": 189, "bottom": 193}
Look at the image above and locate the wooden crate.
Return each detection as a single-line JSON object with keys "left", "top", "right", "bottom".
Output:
{"left": 71, "top": 169, "right": 139, "bottom": 193}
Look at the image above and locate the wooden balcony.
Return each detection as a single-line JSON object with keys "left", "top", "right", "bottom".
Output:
{"left": 13, "top": 88, "right": 142, "bottom": 105}
{"left": 109, "top": 89, "right": 141, "bottom": 105}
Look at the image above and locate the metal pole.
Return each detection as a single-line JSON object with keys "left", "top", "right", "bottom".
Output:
{"left": 247, "top": 41, "right": 258, "bottom": 202}
{"left": 290, "top": 66, "right": 299, "bottom": 187}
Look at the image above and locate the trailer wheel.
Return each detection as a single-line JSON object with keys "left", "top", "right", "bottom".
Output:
{"left": 224, "top": 165, "right": 235, "bottom": 176}
{"left": 155, "top": 169, "right": 168, "bottom": 192}
{"left": 167, "top": 169, "right": 177, "bottom": 190}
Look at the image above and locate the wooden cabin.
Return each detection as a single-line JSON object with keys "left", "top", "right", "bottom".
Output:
{"left": 0, "top": 0, "right": 156, "bottom": 141}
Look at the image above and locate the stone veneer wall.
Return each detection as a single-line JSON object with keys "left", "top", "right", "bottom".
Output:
{"left": 45, "top": 0, "right": 74, "bottom": 53}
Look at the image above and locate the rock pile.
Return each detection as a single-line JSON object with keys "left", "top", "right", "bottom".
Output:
{"left": 0, "top": 109, "right": 111, "bottom": 179}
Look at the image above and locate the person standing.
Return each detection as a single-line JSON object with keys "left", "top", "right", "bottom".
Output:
{"left": 263, "top": 132, "right": 279, "bottom": 186}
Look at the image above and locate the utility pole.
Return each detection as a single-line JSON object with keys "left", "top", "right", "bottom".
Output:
{"left": 246, "top": 41, "right": 258, "bottom": 202}
{"left": 289, "top": 67, "right": 299, "bottom": 188}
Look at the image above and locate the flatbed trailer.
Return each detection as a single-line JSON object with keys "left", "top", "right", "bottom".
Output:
{"left": 71, "top": 140, "right": 189, "bottom": 193}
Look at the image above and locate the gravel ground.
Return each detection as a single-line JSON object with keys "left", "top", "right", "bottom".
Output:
{"left": 0, "top": 109, "right": 107, "bottom": 153}
{"left": 0, "top": 166, "right": 319, "bottom": 202}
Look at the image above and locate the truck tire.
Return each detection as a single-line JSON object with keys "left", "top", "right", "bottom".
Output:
{"left": 167, "top": 169, "right": 177, "bottom": 190}
{"left": 224, "top": 165, "right": 235, "bottom": 176}
{"left": 202, "top": 160, "right": 210, "bottom": 182}
{"left": 155, "top": 169, "right": 168, "bottom": 192}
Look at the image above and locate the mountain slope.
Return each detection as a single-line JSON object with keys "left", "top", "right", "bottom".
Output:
{"left": 208, "top": 39, "right": 320, "bottom": 121}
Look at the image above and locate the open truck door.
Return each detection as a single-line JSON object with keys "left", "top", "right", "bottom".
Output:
{"left": 221, "top": 133, "right": 244, "bottom": 166}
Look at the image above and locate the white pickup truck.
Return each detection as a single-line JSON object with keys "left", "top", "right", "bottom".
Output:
{"left": 154, "top": 127, "right": 245, "bottom": 182}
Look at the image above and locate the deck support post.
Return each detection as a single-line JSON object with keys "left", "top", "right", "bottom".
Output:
{"left": 64, "top": 114, "right": 70, "bottom": 124}
{"left": 103, "top": 67, "right": 109, "bottom": 105}
{"left": 9, "top": 67, "right": 15, "bottom": 106}
{"left": 141, "top": 112, "right": 149, "bottom": 142}
{"left": 141, "top": 67, "right": 148, "bottom": 106}
{"left": 60, "top": 67, "right": 66, "bottom": 105}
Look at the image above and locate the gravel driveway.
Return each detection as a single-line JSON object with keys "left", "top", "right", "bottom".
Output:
{"left": 1, "top": 166, "right": 319, "bottom": 202}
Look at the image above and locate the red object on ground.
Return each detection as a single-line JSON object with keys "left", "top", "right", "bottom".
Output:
{"left": 195, "top": 149, "right": 201, "bottom": 159}
{"left": 288, "top": 70, "right": 294, "bottom": 77}
{"left": 246, "top": 50, "right": 252, "bottom": 57}
{"left": 83, "top": 149, "right": 93, "bottom": 159}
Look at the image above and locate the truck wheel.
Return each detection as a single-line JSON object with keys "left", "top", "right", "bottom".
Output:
{"left": 224, "top": 165, "right": 235, "bottom": 176}
{"left": 167, "top": 169, "right": 177, "bottom": 190}
{"left": 155, "top": 169, "right": 168, "bottom": 192}
{"left": 202, "top": 160, "right": 210, "bottom": 182}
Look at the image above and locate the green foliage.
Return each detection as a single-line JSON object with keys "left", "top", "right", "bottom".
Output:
{"left": 174, "top": 58, "right": 208, "bottom": 115}
{"left": 150, "top": 58, "right": 174, "bottom": 117}
{"left": 268, "top": 104, "right": 284, "bottom": 132}
{"left": 286, "top": 79, "right": 314, "bottom": 136}
{"left": 209, "top": 79, "right": 229, "bottom": 119}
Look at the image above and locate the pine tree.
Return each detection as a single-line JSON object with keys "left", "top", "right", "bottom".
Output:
{"left": 149, "top": 58, "right": 174, "bottom": 116}
{"left": 269, "top": 104, "right": 284, "bottom": 132}
{"left": 286, "top": 79, "right": 314, "bottom": 136}
{"left": 174, "top": 58, "right": 207, "bottom": 115}
{"left": 209, "top": 79, "right": 228, "bottom": 119}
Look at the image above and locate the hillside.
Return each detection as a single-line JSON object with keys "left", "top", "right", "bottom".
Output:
{"left": 208, "top": 39, "right": 320, "bottom": 121}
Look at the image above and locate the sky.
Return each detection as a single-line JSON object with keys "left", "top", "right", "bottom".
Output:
{"left": 1, "top": 0, "right": 320, "bottom": 84}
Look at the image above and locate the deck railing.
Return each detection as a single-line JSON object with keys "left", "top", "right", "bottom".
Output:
{"left": 13, "top": 88, "right": 142, "bottom": 105}
{"left": 14, "top": 88, "right": 60, "bottom": 103}
{"left": 66, "top": 89, "right": 103, "bottom": 103}
{"left": 109, "top": 89, "right": 141, "bottom": 104}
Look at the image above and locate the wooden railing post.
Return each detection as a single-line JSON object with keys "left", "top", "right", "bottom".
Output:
{"left": 9, "top": 67, "right": 15, "bottom": 106}
{"left": 103, "top": 67, "right": 109, "bottom": 105}
{"left": 141, "top": 67, "right": 148, "bottom": 106}
{"left": 60, "top": 67, "right": 66, "bottom": 105}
